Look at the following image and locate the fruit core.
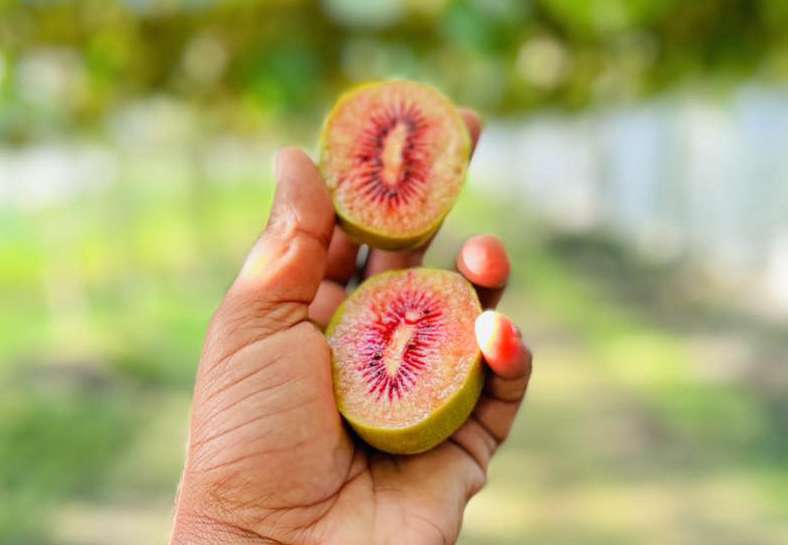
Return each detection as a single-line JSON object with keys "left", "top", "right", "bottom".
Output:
{"left": 358, "top": 106, "right": 429, "bottom": 208}
{"left": 359, "top": 289, "right": 443, "bottom": 401}
{"left": 379, "top": 120, "right": 412, "bottom": 188}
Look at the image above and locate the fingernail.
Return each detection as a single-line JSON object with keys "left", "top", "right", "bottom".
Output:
{"left": 475, "top": 310, "right": 524, "bottom": 378}
{"left": 458, "top": 235, "right": 510, "bottom": 289}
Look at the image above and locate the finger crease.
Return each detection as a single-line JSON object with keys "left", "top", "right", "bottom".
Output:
{"left": 448, "top": 438, "right": 487, "bottom": 475}
{"left": 294, "top": 224, "right": 332, "bottom": 248}
{"left": 472, "top": 413, "right": 507, "bottom": 446}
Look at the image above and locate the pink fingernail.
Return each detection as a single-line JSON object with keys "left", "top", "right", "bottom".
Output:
{"left": 475, "top": 311, "right": 523, "bottom": 377}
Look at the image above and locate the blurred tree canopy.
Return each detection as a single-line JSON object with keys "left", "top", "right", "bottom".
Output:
{"left": 1, "top": 0, "right": 787, "bottom": 140}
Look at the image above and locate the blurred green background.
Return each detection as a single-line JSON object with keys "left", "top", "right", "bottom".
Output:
{"left": 1, "top": 1, "right": 787, "bottom": 544}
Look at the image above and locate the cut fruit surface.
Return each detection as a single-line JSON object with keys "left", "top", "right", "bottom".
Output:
{"left": 327, "top": 268, "right": 483, "bottom": 454}
{"left": 320, "top": 81, "right": 471, "bottom": 249}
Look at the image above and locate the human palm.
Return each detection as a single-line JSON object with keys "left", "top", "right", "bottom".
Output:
{"left": 170, "top": 111, "right": 532, "bottom": 545}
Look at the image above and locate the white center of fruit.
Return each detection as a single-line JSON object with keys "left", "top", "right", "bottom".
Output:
{"left": 384, "top": 323, "right": 416, "bottom": 376}
{"left": 380, "top": 122, "right": 409, "bottom": 187}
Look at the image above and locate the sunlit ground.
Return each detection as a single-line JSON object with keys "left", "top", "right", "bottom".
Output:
{"left": 1, "top": 156, "right": 786, "bottom": 544}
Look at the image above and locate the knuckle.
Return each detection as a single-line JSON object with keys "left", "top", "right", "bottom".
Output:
{"left": 203, "top": 292, "right": 306, "bottom": 366}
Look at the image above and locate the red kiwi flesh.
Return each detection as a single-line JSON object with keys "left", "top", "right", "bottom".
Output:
{"left": 326, "top": 268, "right": 483, "bottom": 454}
{"left": 320, "top": 81, "right": 471, "bottom": 250}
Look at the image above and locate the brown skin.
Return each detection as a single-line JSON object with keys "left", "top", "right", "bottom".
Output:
{"left": 169, "top": 110, "right": 533, "bottom": 545}
{"left": 456, "top": 234, "right": 510, "bottom": 310}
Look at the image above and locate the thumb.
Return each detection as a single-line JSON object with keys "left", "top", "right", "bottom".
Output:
{"left": 236, "top": 147, "right": 334, "bottom": 298}
{"left": 207, "top": 147, "right": 335, "bottom": 356}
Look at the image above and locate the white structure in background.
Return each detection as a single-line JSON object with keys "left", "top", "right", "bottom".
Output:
{"left": 471, "top": 86, "right": 788, "bottom": 315}
{"left": 0, "top": 144, "right": 115, "bottom": 210}
{"left": 1, "top": 84, "right": 786, "bottom": 315}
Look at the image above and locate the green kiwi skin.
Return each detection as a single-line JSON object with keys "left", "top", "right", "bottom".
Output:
{"left": 319, "top": 80, "right": 471, "bottom": 251}
{"left": 326, "top": 268, "right": 484, "bottom": 455}
{"left": 335, "top": 209, "right": 443, "bottom": 251}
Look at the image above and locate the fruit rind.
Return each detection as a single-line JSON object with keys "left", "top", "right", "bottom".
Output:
{"left": 319, "top": 80, "right": 471, "bottom": 250}
{"left": 327, "top": 268, "right": 483, "bottom": 455}
{"left": 335, "top": 213, "right": 441, "bottom": 251}
{"left": 342, "top": 356, "right": 483, "bottom": 454}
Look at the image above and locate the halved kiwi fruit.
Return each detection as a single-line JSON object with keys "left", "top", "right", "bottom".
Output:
{"left": 326, "top": 268, "right": 483, "bottom": 454}
{"left": 319, "top": 80, "right": 471, "bottom": 250}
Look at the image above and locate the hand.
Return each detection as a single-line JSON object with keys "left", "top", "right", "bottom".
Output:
{"left": 170, "top": 110, "right": 533, "bottom": 545}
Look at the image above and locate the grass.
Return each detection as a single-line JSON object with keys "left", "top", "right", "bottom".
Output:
{"left": 0, "top": 172, "right": 786, "bottom": 544}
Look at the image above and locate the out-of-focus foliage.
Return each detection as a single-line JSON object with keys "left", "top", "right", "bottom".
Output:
{"left": 2, "top": 0, "right": 788, "bottom": 141}
{"left": 1, "top": 171, "right": 786, "bottom": 543}
{"left": 2, "top": 1, "right": 787, "bottom": 544}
